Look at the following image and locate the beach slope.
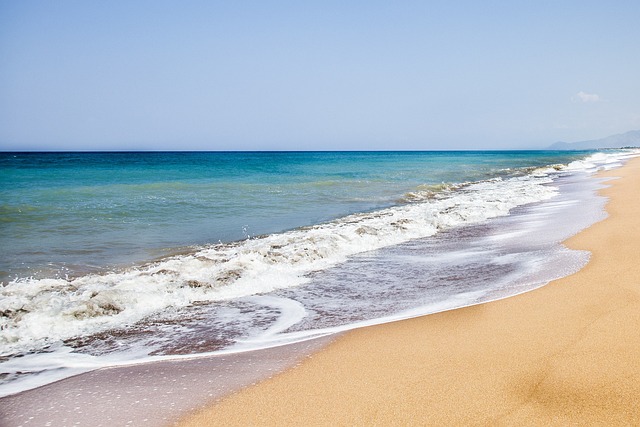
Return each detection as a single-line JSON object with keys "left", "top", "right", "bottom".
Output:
{"left": 180, "top": 158, "right": 640, "bottom": 426}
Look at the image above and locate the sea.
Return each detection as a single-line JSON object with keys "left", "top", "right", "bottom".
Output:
{"left": 0, "top": 149, "right": 637, "bottom": 397}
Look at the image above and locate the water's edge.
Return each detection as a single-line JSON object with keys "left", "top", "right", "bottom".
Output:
{"left": 0, "top": 150, "right": 637, "bottom": 427}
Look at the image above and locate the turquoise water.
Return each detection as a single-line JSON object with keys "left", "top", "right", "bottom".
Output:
{"left": 0, "top": 151, "right": 591, "bottom": 282}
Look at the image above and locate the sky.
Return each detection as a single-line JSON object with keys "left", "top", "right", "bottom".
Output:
{"left": 1, "top": 1, "right": 639, "bottom": 151}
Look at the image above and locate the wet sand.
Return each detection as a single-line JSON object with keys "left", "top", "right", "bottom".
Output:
{"left": 0, "top": 337, "right": 333, "bottom": 426}
{"left": 179, "top": 157, "right": 640, "bottom": 426}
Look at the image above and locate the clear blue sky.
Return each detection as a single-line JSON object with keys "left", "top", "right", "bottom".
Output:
{"left": 1, "top": 1, "right": 639, "bottom": 150}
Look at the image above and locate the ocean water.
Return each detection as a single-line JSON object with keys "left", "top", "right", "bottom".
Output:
{"left": 0, "top": 149, "right": 637, "bottom": 396}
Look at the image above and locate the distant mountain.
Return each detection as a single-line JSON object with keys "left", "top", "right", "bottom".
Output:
{"left": 549, "top": 130, "right": 640, "bottom": 150}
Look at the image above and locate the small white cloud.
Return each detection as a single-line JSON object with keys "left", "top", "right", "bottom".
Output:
{"left": 574, "top": 91, "right": 600, "bottom": 103}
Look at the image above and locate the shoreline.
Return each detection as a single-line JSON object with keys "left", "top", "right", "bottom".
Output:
{"left": 0, "top": 154, "right": 636, "bottom": 426}
{"left": 179, "top": 157, "right": 640, "bottom": 425}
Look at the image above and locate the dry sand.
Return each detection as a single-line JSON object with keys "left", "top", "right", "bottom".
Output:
{"left": 179, "top": 157, "right": 640, "bottom": 426}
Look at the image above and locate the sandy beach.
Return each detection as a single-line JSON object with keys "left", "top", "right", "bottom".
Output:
{"left": 179, "top": 156, "right": 640, "bottom": 426}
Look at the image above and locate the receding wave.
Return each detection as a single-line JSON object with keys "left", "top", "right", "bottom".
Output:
{"left": 0, "top": 175, "right": 555, "bottom": 356}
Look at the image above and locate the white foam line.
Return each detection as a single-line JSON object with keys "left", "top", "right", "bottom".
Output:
{"left": 242, "top": 296, "right": 308, "bottom": 337}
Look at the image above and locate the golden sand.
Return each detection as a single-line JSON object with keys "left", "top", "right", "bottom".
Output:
{"left": 179, "top": 157, "right": 640, "bottom": 426}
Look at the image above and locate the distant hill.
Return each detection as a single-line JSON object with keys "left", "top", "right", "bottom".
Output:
{"left": 549, "top": 130, "right": 640, "bottom": 150}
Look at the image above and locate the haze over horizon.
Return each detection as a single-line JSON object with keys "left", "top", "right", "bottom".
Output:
{"left": 1, "top": 1, "right": 639, "bottom": 151}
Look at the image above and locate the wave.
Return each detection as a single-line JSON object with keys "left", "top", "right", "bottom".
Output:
{"left": 0, "top": 150, "right": 637, "bottom": 358}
